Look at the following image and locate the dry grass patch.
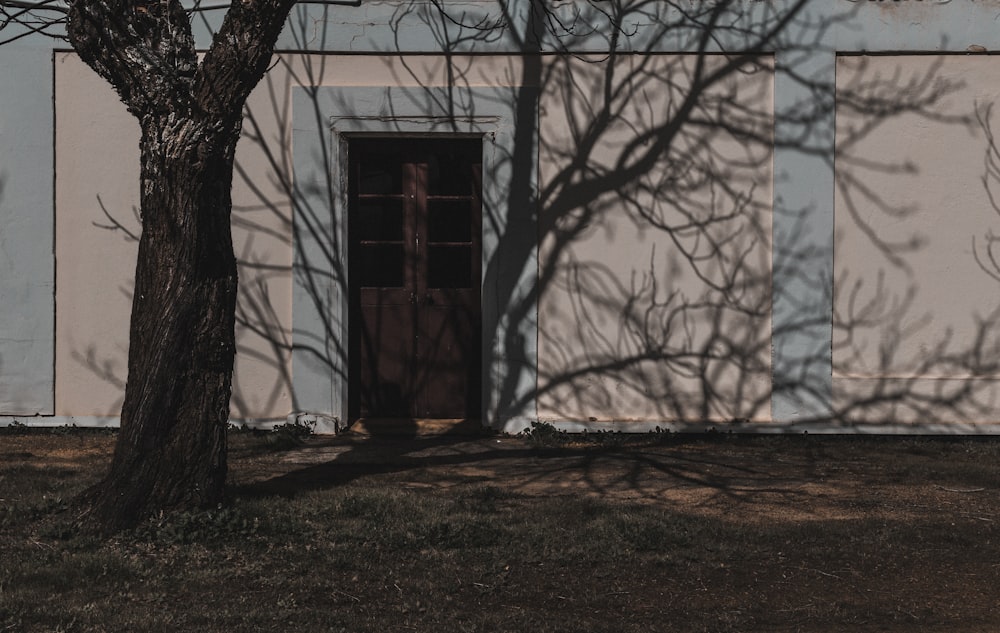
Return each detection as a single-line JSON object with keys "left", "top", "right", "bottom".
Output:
{"left": 1, "top": 428, "right": 999, "bottom": 632}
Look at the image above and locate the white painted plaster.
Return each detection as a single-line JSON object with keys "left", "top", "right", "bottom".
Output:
{"left": 54, "top": 53, "right": 300, "bottom": 418}
{"left": 0, "top": 44, "right": 55, "bottom": 415}
{"left": 13, "top": 2, "right": 1000, "bottom": 432}
{"left": 288, "top": 55, "right": 537, "bottom": 428}
{"left": 536, "top": 55, "right": 774, "bottom": 423}
{"left": 833, "top": 55, "right": 1000, "bottom": 422}
{"left": 771, "top": 49, "right": 837, "bottom": 422}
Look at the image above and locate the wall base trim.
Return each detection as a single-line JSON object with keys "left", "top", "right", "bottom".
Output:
{"left": 520, "top": 418, "right": 1000, "bottom": 436}
{"left": 0, "top": 414, "right": 343, "bottom": 435}
{"left": 6, "top": 415, "right": 1000, "bottom": 436}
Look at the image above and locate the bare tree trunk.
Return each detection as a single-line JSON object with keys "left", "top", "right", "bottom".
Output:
{"left": 59, "top": 0, "right": 295, "bottom": 533}
{"left": 84, "top": 116, "right": 241, "bottom": 532}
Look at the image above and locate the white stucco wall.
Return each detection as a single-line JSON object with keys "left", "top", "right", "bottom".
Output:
{"left": 54, "top": 50, "right": 777, "bottom": 424}
{"left": 536, "top": 55, "right": 774, "bottom": 423}
{"left": 0, "top": 43, "right": 55, "bottom": 416}
{"left": 53, "top": 52, "right": 528, "bottom": 420}
{"left": 9, "top": 3, "right": 1000, "bottom": 431}
{"left": 833, "top": 54, "right": 1000, "bottom": 423}
{"left": 41, "top": 50, "right": 1000, "bottom": 428}
{"left": 55, "top": 53, "right": 298, "bottom": 418}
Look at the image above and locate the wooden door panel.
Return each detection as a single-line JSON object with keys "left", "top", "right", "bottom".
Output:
{"left": 358, "top": 290, "right": 416, "bottom": 418}
{"left": 350, "top": 138, "right": 482, "bottom": 422}
{"left": 416, "top": 296, "right": 481, "bottom": 418}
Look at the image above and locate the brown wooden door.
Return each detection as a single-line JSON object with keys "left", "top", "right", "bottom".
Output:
{"left": 349, "top": 138, "right": 482, "bottom": 420}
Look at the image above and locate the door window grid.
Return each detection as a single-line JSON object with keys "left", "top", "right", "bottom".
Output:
{"left": 349, "top": 138, "right": 483, "bottom": 420}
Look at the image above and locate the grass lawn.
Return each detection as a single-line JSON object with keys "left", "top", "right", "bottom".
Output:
{"left": 1, "top": 426, "right": 999, "bottom": 632}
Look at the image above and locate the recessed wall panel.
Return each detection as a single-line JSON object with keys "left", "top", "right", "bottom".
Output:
{"left": 834, "top": 55, "right": 1000, "bottom": 422}
{"left": 536, "top": 55, "right": 774, "bottom": 423}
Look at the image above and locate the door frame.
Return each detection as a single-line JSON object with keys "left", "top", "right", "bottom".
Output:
{"left": 290, "top": 85, "right": 539, "bottom": 431}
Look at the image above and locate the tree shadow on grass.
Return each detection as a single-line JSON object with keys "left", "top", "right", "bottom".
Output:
{"left": 229, "top": 431, "right": 851, "bottom": 513}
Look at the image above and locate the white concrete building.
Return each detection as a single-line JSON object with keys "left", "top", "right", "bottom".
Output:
{"left": 5, "top": 0, "right": 1000, "bottom": 433}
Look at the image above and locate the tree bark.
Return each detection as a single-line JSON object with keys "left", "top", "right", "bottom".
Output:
{"left": 84, "top": 116, "right": 242, "bottom": 532}
{"left": 61, "top": 0, "right": 296, "bottom": 533}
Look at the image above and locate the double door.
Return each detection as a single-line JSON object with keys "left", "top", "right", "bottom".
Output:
{"left": 349, "top": 138, "right": 482, "bottom": 420}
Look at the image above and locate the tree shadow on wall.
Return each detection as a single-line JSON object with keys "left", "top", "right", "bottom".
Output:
{"left": 70, "top": 1, "right": 1000, "bottom": 437}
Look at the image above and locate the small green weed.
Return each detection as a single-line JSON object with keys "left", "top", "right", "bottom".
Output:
{"left": 519, "top": 421, "right": 569, "bottom": 447}
{"left": 261, "top": 420, "right": 315, "bottom": 450}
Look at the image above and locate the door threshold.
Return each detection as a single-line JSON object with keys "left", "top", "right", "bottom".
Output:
{"left": 348, "top": 418, "right": 485, "bottom": 437}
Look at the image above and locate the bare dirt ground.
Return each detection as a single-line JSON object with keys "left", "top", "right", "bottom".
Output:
{"left": 230, "top": 430, "right": 999, "bottom": 526}
{"left": 230, "top": 430, "right": 1000, "bottom": 630}
{"left": 3, "top": 428, "right": 1000, "bottom": 632}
